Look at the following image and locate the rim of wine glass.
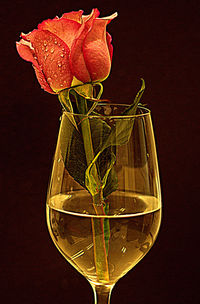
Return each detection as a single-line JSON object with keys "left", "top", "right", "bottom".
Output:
{"left": 63, "top": 104, "right": 151, "bottom": 119}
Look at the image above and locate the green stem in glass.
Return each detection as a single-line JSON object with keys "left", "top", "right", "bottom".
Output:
{"left": 76, "top": 94, "right": 109, "bottom": 283}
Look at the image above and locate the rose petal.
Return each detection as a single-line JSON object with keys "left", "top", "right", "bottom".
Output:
{"left": 70, "top": 9, "right": 100, "bottom": 83}
{"left": 83, "top": 19, "right": 112, "bottom": 82}
{"left": 16, "top": 39, "right": 40, "bottom": 69}
{"left": 98, "top": 12, "right": 117, "bottom": 63}
{"left": 38, "top": 18, "right": 81, "bottom": 50}
{"left": 106, "top": 32, "right": 113, "bottom": 61}
{"left": 22, "top": 30, "right": 73, "bottom": 92}
{"left": 16, "top": 39, "right": 54, "bottom": 93}
{"left": 33, "top": 65, "right": 55, "bottom": 93}
{"left": 62, "top": 10, "right": 83, "bottom": 23}
{"left": 99, "top": 12, "right": 118, "bottom": 24}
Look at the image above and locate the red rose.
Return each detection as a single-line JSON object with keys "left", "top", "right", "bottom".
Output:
{"left": 16, "top": 9, "right": 117, "bottom": 94}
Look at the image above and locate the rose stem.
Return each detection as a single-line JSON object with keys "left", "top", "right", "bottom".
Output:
{"left": 77, "top": 94, "right": 109, "bottom": 283}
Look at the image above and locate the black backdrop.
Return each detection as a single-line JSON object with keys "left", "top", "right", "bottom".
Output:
{"left": 1, "top": 0, "right": 199, "bottom": 303}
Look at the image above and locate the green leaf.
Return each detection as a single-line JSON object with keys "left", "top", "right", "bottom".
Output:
{"left": 85, "top": 79, "right": 145, "bottom": 195}
{"left": 103, "top": 79, "right": 145, "bottom": 149}
{"left": 59, "top": 113, "right": 87, "bottom": 187}
{"left": 85, "top": 150, "right": 117, "bottom": 197}
{"left": 122, "top": 78, "right": 145, "bottom": 115}
{"left": 58, "top": 90, "right": 78, "bottom": 130}
{"left": 59, "top": 109, "right": 118, "bottom": 196}
{"left": 59, "top": 80, "right": 145, "bottom": 199}
{"left": 74, "top": 83, "right": 94, "bottom": 99}
{"left": 80, "top": 115, "right": 118, "bottom": 196}
{"left": 97, "top": 146, "right": 118, "bottom": 198}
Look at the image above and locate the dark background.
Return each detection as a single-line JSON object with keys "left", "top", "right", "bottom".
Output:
{"left": 1, "top": 0, "right": 199, "bottom": 303}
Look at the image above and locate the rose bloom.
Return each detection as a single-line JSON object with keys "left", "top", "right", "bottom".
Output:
{"left": 16, "top": 9, "right": 117, "bottom": 94}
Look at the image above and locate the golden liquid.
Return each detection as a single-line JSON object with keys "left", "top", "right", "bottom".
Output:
{"left": 46, "top": 191, "right": 161, "bottom": 285}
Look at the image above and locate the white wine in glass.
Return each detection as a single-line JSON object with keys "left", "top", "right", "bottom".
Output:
{"left": 46, "top": 104, "right": 162, "bottom": 303}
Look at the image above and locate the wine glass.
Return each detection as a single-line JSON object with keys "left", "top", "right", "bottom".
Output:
{"left": 46, "top": 103, "right": 162, "bottom": 304}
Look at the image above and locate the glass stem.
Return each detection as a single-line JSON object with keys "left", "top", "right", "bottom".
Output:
{"left": 91, "top": 283, "right": 114, "bottom": 304}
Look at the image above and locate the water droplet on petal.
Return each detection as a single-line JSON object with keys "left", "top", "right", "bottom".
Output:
{"left": 45, "top": 47, "right": 48, "bottom": 52}
{"left": 44, "top": 41, "right": 47, "bottom": 46}
{"left": 121, "top": 247, "right": 127, "bottom": 253}
{"left": 60, "top": 53, "right": 64, "bottom": 57}
{"left": 54, "top": 40, "right": 58, "bottom": 44}
{"left": 58, "top": 62, "right": 62, "bottom": 67}
{"left": 62, "top": 48, "right": 65, "bottom": 51}
{"left": 47, "top": 77, "right": 51, "bottom": 82}
{"left": 50, "top": 48, "right": 54, "bottom": 53}
{"left": 60, "top": 84, "right": 63, "bottom": 87}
